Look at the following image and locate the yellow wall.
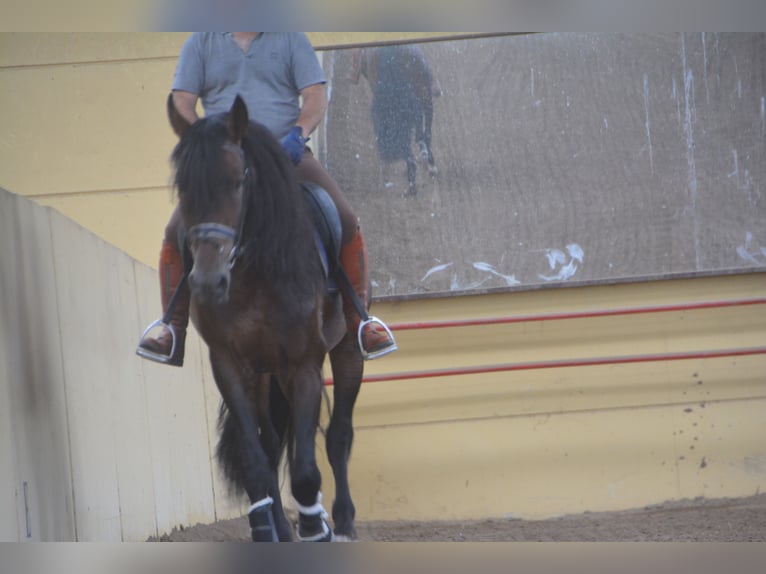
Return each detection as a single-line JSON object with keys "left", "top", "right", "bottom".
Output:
{"left": 343, "top": 274, "right": 766, "bottom": 520}
{"left": 0, "top": 32, "right": 469, "bottom": 268}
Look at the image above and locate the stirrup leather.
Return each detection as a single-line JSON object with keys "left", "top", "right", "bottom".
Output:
{"left": 135, "top": 318, "right": 179, "bottom": 365}
{"left": 358, "top": 316, "right": 398, "bottom": 361}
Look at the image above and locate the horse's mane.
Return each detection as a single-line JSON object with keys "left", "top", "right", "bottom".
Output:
{"left": 171, "top": 114, "right": 323, "bottom": 300}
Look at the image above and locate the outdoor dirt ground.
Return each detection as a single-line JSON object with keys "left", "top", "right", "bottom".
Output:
{"left": 153, "top": 493, "right": 766, "bottom": 541}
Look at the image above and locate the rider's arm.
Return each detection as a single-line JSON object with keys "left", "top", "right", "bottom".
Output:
{"left": 172, "top": 90, "right": 201, "bottom": 124}
{"left": 295, "top": 83, "right": 327, "bottom": 139}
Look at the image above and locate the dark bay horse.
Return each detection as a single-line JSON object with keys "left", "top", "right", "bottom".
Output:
{"left": 167, "top": 94, "right": 364, "bottom": 542}
{"left": 352, "top": 45, "right": 440, "bottom": 196}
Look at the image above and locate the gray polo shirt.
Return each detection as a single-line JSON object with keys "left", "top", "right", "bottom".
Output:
{"left": 172, "top": 33, "right": 326, "bottom": 140}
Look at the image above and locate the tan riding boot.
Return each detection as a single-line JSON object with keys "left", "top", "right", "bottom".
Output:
{"left": 136, "top": 240, "right": 189, "bottom": 367}
{"left": 339, "top": 226, "right": 397, "bottom": 360}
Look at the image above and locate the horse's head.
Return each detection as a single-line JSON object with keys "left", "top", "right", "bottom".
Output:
{"left": 168, "top": 94, "right": 251, "bottom": 306}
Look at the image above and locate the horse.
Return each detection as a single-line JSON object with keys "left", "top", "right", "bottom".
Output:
{"left": 166, "top": 94, "right": 365, "bottom": 542}
{"left": 352, "top": 45, "right": 440, "bottom": 196}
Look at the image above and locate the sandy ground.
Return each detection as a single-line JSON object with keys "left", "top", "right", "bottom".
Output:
{"left": 152, "top": 493, "right": 766, "bottom": 542}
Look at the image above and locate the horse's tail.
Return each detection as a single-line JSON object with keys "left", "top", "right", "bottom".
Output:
{"left": 215, "top": 376, "right": 292, "bottom": 499}
{"left": 216, "top": 402, "right": 248, "bottom": 498}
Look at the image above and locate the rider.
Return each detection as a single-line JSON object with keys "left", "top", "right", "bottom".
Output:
{"left": 137, "top": 32, "right": 397, "bottom": 366}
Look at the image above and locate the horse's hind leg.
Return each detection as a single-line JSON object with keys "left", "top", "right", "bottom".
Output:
{"left": 326, "top": 335, "right": 364, "bottom": 540}
{"left": 211, "top": 357, "right": 280, "bottom": 542}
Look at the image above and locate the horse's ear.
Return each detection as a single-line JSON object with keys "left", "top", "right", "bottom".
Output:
{"left": 167, "top": 92, "right": 190, "bottom": 138}
{"left": 227, "top": 95, "right": 249, "bottom": 144}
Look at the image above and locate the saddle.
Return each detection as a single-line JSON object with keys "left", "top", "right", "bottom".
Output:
{"left": 300, "top": 181, "right": 342, "bottom": 292}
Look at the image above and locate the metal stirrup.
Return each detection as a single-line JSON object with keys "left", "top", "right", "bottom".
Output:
{"left": 135, "top": 271, "right": 188, "bottom": 365}
{"left": 358, "top": 316, "right": 398, "bottom": 361}
{"left": 135, "top": 319, "right": 178, "bottom": 365}
{"left": 335, "top": 268, "right": 398, "bottom": 361}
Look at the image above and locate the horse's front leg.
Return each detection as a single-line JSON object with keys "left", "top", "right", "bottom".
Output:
{"left": 326, "top": 334, "right": 364, "bottom": 540}
{"left": 254, "top": 373, "right": 295, "bottom": 542}
{"left": 210, "top": 355, "right": 281, "bottom": 542}
{"left": 286, "top": 364, "right": 332, "bottom": 541}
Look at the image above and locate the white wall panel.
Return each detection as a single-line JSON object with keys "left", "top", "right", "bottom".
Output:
{"left": 133, "top": 263, "right": 216, "bottom": 535}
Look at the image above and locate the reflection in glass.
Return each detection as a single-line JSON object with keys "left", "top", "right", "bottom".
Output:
{"left": 321, "top": 33, "right": 766, "bottom": 297}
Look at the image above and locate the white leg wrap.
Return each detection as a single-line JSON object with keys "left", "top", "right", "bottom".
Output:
{"left": 248, "top": 496, "right": 274, "bottom": 514}
{"left": 297, "top": 521, "right": 331, "bottom": 542}
{"left": 294, "top": 492, "right": 327, "bottom": 517}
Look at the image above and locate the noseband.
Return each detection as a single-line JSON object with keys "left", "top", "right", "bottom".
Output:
{"left": 186, "top": 143, "right": 250, "bottom": 269}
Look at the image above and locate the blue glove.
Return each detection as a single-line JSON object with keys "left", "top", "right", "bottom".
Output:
{"left": 280, "top": 126, "right": 309, "bottom": 165}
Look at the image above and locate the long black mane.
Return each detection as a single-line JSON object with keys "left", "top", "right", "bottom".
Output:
{"left": 171, "top": 114, "right": 323, "bottom": 299}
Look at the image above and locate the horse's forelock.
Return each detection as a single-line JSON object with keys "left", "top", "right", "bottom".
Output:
{"left": 171, "top": 116, "right": 232, "bottom": 221}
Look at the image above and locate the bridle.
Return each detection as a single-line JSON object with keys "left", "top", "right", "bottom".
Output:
{"left": 186, "top": 143, "right": 251, "bottom": 270}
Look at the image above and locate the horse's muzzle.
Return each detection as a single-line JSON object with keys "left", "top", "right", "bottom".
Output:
{"left": 188, "top": 268, "right": 231, "bottom": 306}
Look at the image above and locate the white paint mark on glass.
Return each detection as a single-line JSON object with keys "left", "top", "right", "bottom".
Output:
{"left": 702, "top": 32, "right": 710, "bottom": 105}
{"left": 643, "top": 74, "right": 654, "bottom": 175}
{"left": 567, "top": 243, "right": 584, "bottom": 263}
{"left": 544, "top": 248, "right": 567, "bottom": 269}
{"left": 420, "top": 262, "right": 453, "bottom": 282}
{"left": 736, "top": 232, "right": 766, "bottom": 266}
{"left": 539, "top": 244, "right": 584, "bottom": 282}
{"left": 682, "top": 34, "right": 701, "bottom": 270}
{"left": 472, "top": 262, "right": 520, "bottom": 286}
{"left": 729, "top": 149, "right": 740, "bottom": 186}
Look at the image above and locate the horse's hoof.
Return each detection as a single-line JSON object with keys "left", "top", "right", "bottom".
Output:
{"left": 298, "top": 520, "right": 333, "bottom": 542}
{"left": 332, "top": 534, "right": 354, "bottom": 542}
{"left": 248, "top": 497, "right": 281, "bottom": 542}
{"left": 428, "top": 165, "right": 438, "bottom": 177}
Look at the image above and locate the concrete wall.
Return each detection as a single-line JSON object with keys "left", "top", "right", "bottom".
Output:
{"left": 2, "top": 187, "right": 765, "bottom": 539}
{"left": 0, "top": 188, "right": 246, "bottom": 541}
